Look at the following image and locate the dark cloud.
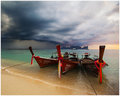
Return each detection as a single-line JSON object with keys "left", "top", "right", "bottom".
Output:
{"left": 2, "top": 2, "right": 56, "bottom": 41}
{"left": 1, "top": 1, "right": 119, "bottom": 49}
{"left": 50, "top": 25, "right": 78, "bottom": 34}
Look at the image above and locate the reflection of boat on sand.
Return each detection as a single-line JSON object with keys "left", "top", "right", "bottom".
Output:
{"left": 29, "top": 45, "right": 108, "bottom": 83}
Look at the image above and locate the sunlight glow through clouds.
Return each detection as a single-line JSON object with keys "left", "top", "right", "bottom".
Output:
{"left": 89, "top": 44, "right": 119, "bottom": 49}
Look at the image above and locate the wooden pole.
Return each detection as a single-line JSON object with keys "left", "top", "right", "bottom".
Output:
{"left": 99, "top": 45, "right": 105, "bottom": 83}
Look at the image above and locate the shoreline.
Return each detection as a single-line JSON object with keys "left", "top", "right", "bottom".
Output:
{"left": 1, "top": 59, "right": 119, "bottom": 95}
{"left": 2, "top": 70, "right": 80, "bottom": 95}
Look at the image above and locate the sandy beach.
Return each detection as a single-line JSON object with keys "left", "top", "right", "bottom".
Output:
{"left": 2, "top": 70, "right": 78, "bottom": 95}
{"left": 1, "top": 59, "right": 119, "bottom": 95}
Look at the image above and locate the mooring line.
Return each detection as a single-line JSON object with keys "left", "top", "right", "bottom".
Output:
{"left": 1, "top": 62, "right": 28, "bottom": 70}
{"left": 81, "top": 65, "right": 97, "bottom": 95}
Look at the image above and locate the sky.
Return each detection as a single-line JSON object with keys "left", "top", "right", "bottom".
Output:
{"left": 1, "top": 1, "right": 119, "bottom": 49}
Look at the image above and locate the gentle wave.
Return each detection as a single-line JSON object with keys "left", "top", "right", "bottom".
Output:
{"left": 2, "top": 65, "right": 114, "bottom": 94}
{"left": 4, "top": 68, "right": 82, "bottom": 92}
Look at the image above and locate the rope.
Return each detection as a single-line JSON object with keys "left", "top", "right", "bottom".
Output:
{"left": 2, "top": 62, "right": 27, "bottom": 70}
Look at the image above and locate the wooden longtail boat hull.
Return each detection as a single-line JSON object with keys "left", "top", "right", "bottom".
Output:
{"left": 80, "top": 58, "right": 98, "bottom": 76}
{"left": 80, "top": 58, "right": 107, "bottom": 77}
{"left": 56, "top": 45, "right": 80, "bottom": 74}
{"left": 34, "top": 55, "right": 79, "bottom": 72}
{"left": 61, "top": 59, "right": 79, "bottom": 73}
{"left": 34, "top": 56, "right": 79, "bottom": 73}
{"left": 29, "top": 46, "right": 58, "bottom": 68}
{"left": 29, "top": 46, "right": 79, "bottom": 73}
{"left": 34, "top": 56, "right": 58, "bottom": 67}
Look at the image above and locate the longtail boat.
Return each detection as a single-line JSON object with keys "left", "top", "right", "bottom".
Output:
{"left": 80, "top": 53, "right": 99, "bottom": 77}
{"left": 56, "top": 45, "right": 79, "bottom": 78}
{"left": 29, "top": 46, "right": 58, "bottom": 67}
{"left": 80, "top": 46, "right": 108, "bottom": 83}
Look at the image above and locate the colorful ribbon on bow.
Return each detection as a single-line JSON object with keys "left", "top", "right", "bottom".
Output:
{"left": 94, "top": 59, "right": 105, "bottom": 70}
{"left": 94, "top": 59, "right": 106, "bottom": 83}
{"left": 31, "top": 55, "right": 34, "bottom": 65}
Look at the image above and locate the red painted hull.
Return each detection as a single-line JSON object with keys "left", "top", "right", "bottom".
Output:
{"left": 34, "top": 56, "right": 58, "bottom": 67}
{"left": 29, "top": 46, "right": 79, "bottom": 74}
{"left": 61, "top": 59, "right": 79, "bottom": 73}
{"left": 34, "top": 56, "right": 79, "bottom": 73}
{"left": 80, "top": 58, "right": 107, "bottom": 77}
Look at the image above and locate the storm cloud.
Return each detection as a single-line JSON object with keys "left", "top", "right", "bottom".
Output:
{"left": 1, "top": 1, "right": 119, "bottom": 49}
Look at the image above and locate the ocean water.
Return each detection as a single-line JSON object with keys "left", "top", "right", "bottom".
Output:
{"left": 1, "top": 49, "right": 119, "bottom": 94}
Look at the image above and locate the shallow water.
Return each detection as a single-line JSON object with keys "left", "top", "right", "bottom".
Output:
{"left": 1, "top": 49, "right": 119, "bottom": 95}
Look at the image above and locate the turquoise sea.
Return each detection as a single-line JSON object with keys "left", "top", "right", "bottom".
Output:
{"left": 1, "top": 49, "right": 119, "bottom": 94}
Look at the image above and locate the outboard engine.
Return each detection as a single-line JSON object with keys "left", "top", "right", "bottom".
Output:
{"left": 82, "top": 53, "right": 90, "bottom": 59}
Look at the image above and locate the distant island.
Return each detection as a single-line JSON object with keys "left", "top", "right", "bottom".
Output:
{"left": 61, "top": 45, "right": 88, "bottom": 50}
{"left": 2, "top": 45, "right": 88, "bottom": 50}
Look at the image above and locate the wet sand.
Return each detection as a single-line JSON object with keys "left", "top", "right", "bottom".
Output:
{"left": 2, "top": 70, "right": 79, "bottom": 95}
{"left": 1, "top": 59, "right": 119, "bottom": 95}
